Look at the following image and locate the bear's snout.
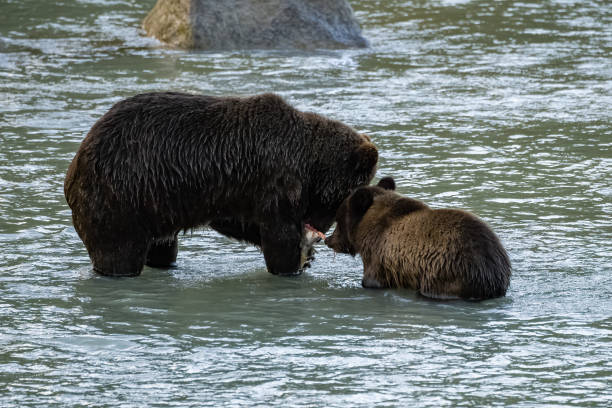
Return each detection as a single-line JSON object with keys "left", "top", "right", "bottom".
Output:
{"left": 326, "top": 234, "right": 347, "bottom": 254}
{"left": 324, "top": 233, "right": 351, "bottom": 254}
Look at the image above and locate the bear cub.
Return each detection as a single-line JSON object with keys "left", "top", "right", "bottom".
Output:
{"left": 325, "top": 177, "right": 511, "bottom": 300}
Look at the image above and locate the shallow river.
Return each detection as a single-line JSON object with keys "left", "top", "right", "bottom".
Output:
{"left": 1, "top": 0, "right": 611, "bottom": 406}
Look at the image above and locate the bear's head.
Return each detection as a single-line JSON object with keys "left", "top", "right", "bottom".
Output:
{"left": 324, "top": 177, "right": 396, "bottom": 255}
{"left": 304, "top": 127, "right": 378, "bottom": 235}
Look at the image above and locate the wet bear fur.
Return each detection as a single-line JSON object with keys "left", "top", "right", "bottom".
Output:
{"left": 65, "top": 92, "right": 378, "bottom": 277}
{"left": 325, "top": 177, "right": 511, "bottom": 300}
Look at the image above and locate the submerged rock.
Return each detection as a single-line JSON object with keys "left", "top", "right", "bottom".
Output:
{"left": 143, "top": 0, "right": 368, "bottom": 50}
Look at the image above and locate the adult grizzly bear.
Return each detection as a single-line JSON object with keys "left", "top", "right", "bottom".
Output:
{"left": 65, "top": 92, "right": 378, "bottom": 277}
{"left": 325, "top": 177, "right": 511, "bottom": 300}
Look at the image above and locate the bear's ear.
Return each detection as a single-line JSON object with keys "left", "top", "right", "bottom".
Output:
{"left": 349, "top": 188, "right": 374, "bottom": 219}
{"left": 377, "top": 177, "right": 395, "bottom": 191}
{"left": 350, "top": 142, "right": 378, "bottom": 173}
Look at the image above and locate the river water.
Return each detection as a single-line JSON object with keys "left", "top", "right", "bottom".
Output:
{"left": 1, "top": 0, "right": 611, "bottom": 406}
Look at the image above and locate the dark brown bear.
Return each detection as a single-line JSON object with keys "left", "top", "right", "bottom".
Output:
{"left": 65, "top": 92, "right": 378, "bottom": 277}
{"left": 325, "top": 177, "right": 511, "bottom": 300}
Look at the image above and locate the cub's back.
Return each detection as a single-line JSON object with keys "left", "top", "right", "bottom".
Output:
{"left": 380, "top": 207, "right": 510, "bottom": 298}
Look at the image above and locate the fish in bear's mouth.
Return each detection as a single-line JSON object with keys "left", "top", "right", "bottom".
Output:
{"left": 299, "top": 224, "right": 326, "bottom": 270}
{"left": 304, "top": 223, "right": 326, "bottom": 242}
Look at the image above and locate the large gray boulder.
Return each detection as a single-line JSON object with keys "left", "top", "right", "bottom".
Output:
{"left": 143, "top": 0, "right": 368, "bottom": 50}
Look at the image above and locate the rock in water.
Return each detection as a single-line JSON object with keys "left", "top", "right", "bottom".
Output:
{"left": 143, "top": 0, "right": 368, "bottom": 50}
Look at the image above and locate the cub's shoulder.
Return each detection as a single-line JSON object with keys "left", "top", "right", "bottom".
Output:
{"left": 387, "top": 196, "right": 428, "bottom": 218}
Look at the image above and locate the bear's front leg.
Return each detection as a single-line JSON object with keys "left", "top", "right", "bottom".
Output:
{"left": 260, "top": 221, "right": 303, "bottom": 276}
{"left": 146, "top": 235, "right": 178, "bottom": 268}
{"left": 361, "top": 260, "right": 386, "bottom": 289}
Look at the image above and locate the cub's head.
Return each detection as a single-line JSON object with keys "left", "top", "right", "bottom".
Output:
{"left": 324, "top": 177, "right": 396, "bottom": 255}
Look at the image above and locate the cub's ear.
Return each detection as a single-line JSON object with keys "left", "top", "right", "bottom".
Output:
{"left": 349, "top": 188, "right": 374, "bottom": 219}
{"left": 377, "top": 177, "right": 395, "bottom": 191}
{"left": 350, "top": 142, "right": 378, "bottom": 173}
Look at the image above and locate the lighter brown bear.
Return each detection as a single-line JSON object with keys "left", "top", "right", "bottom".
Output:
{"left": 325, "top": 177, "right": 511, "bottom": 300}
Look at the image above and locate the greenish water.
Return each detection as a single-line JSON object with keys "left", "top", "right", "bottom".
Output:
{"left": 1, "top": 0, "right": 611, "bottom": 406}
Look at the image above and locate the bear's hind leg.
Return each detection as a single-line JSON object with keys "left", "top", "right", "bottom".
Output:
{"left": 146, "top": 235, "right": 179, "bottom": 268}
{"left": 418, "top": 276, "right": 463, "bottom": 300}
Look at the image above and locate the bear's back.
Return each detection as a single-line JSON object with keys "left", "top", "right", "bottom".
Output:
{"left": 84, "top": 92, "right": 297, "bottom": 152}
{"left": 69, "top": 93, "right": 307, "bottom": 206}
